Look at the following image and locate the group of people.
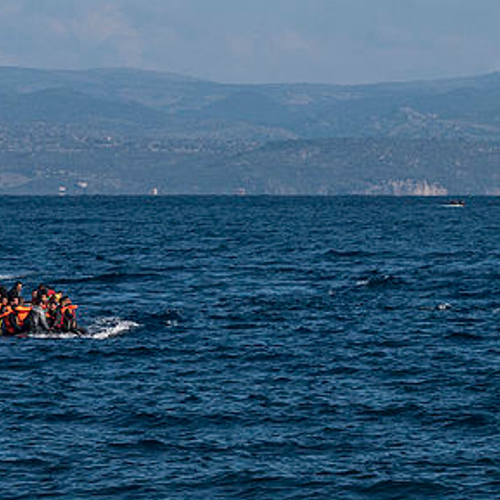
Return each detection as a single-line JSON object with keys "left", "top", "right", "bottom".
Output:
{"left": 0, "top": 281, "right": 84, "bottom": 336}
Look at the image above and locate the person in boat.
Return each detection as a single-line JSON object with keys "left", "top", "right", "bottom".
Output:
{"left": 0, "top": 294, "right": 8, "bottom": 309}
{"left": 52, "top": 296, "right": 82, "bottom": 333}
{"left": 7, "top": 281, "right": 23, "bottom": 302}
{"left": 38, "top": 290, "right": 49, "bottom": 309}
{"left": 46, "top": 299, "right": 59, "bottom": 329}
{"left": 7, "top": 281, "right": 23, "bottom": 301}
{"left": 1, "top": 296, "right": 21, "bottom": 336}
{"left": 0, "top": 295, "right": 12, "bottom": 335}
{"left": 14, "top": 298, "right": 32, "bottom": 333}
{"left": 25, "top": 297, "right": 50, "bottom": 333}
{"left": 37, "top": 283, "right": 56, "bottom": 299}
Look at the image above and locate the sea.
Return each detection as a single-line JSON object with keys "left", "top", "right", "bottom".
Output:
{"left": 1, "top": 195, "right": 500, "bottom": 499}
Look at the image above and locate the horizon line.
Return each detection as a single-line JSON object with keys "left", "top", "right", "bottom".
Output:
{"left": 0, "top": 64, "right": 498, "bottom": 88}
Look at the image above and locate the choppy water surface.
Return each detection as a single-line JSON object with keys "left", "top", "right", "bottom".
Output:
{"left": 1, "top": 196, "right": 500, "bottom": 499}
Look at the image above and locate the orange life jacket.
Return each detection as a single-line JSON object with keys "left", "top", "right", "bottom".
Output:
{"left": 0, "top": 306, "right": 11, "bottom": 320}
{"left": 15, "top": 305, "right": 32, "bottom": 328}
{"left": 62, "top": 304, "right": 78, "bottom": 315}
{"left": 0, "top": 306, "right": 16, "bottom": 334}
{"left": 55, "top": 304, "right": 78, "bottom": 330}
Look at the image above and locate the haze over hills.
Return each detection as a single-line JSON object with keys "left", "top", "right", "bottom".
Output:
{"left": 1, "top": 66, "right": 500, "bottom": 194}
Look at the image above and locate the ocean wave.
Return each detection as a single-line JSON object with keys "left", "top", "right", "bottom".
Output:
{"left": 57, "top": 271, "right": 161, "bottom": 285}
{"left": 359, "top": 479, "right": 453, "bottom": 498}
{"left": 0, "top": 274, "right": 19, "bottom": 281}
{"left": 1, "top": 197, "right": 500, "bottom": 499}
{"left": 356, "top": 273, "right": 406, "bottom": 288}
{"left": 0, "top": 272, "right": 34, "bottom": 282}
{"left": 324, "top": 249, "right": 375, "bottom": 259}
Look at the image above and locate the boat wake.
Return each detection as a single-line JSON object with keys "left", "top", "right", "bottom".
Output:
{"left": 29, "top": 317, "right": 139, "bottom": 340}
{"left": 86, "top": 317, "right": 140, "bottom": 339}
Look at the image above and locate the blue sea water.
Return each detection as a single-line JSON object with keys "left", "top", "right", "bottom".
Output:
{"left": 1, "top": 195, "right": 500, "bottom": 499}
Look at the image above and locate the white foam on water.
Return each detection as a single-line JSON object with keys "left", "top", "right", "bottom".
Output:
{"left": 86, "top": 317, "right": 140, "bottom": 339}
{"left": 28, "top": 317, "right": 139, "bottom": 340}
{"left": 0, "top": 274, "right": 22, "bottom": 281}
{"left": 437, "top": 302, "right": 452, "bottom": 311}
{"left": 29, "top": 331, "right": 82, "bottom": 340}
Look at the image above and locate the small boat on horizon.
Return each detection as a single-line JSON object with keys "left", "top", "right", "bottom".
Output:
{"left": 443, "top": 199, "right": 465, "bottom": 207}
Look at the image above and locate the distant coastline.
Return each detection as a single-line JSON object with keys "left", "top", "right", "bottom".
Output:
{"left": 1, "top": 66, "right": 500, "bottom": 195}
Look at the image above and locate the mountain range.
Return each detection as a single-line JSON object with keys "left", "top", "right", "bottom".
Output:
{"left": 1, "top": 66, "right": 500, "bottom": 194}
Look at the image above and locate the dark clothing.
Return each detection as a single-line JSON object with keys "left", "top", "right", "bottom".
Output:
{"left": 52, "top": 306, "right": 77, "bottom": 332}
{"left": 7, "top": 287, "right": 21, "bottom": 302}
{"left": 0, "top": 306, "right": 20, "bottom": 336}
{"left": 50, "top": 305, "right": 86, "bottom": 336}
{"left": 47, "top": 309, "right": 57, "bottom": 329}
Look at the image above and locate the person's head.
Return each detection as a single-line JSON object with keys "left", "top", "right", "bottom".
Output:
{"left": 14, "top": 281, "right": 22, "bottom": 291}
{"left": 60, "top": 296, "right": 71, "bottom": 306}
{"left": 39, "top": 292, "right": 48, "bottom": 304}
{"left": 48, "top": 300, "right": 58, "bottom": 311}
{"left": 1, "top": 295, "right": 8, "bottom": 306}
{"left": 31, "top": 290, "right": 39, "bottom": 301}
{"left": 10, "top": 296, "right": 19, "bottom": 306}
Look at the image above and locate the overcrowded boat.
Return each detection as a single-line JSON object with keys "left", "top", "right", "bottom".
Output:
{"left": 0, "top": 281, "right": 85, "bottom": 337}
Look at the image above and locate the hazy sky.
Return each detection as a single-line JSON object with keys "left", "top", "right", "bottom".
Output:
{"left": 0, "top": 0, "right": 499, "bottom": 84}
